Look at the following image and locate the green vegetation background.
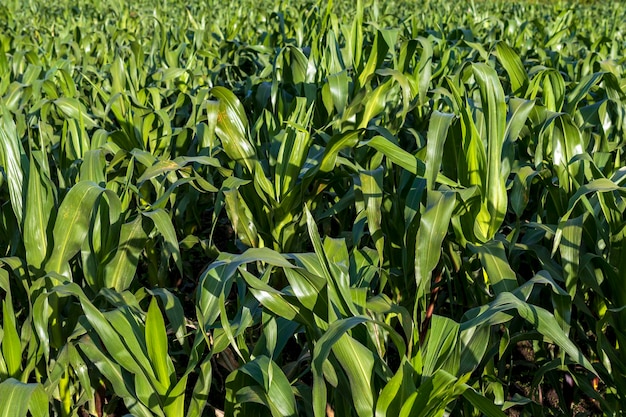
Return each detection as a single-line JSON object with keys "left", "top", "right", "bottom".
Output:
{"left": 0, "top": 0, "right": 625, "bottom": 416}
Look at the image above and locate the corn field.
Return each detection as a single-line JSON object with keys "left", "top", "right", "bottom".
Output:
{"left": 1, "top": 0, "right": 625, "bottom": 415}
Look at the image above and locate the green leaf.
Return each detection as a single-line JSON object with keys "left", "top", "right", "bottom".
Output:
{"left": 53, "top": 284, "right": 166, "bottom": 396}
{"left": 2, "top": 301, "right": 22, "bottom": 378}
{"left": 0, "top": 114, "right": 26, "bottom": 227}
{"left": 415, "top": 191, "right": 455, "bottom": 300}
{"left": 494, "top": 41, "right": 528, "bottom": 95}
{"left": 222, "top": 184, "right": 259, "bottom": 248}
{"left": 323, "top": 70, "right": 350, "bottom": 115}
{"left": 422, "top": 315, "right": 460, "bottom": 377}
{"left": 80, "top": 149, "right": 107, "bottom": 185}
{"left": 146, "top": 288, "right": 187, "bottom": 347}
{"left": 560, "top": 215, "right": 583, "bottom": 299}
{"left": 359, "top": 79, "right": 394, "bottom": 128}
{"left": 54, "top": 97, "right": 98, "bottom": 128}
{"left": 138, "top": 159, "right": 183, "bottom": 184}
{"left": 103, "top": 215, "right": 149, "bottom": 291}
{"left": 241, "top": 269, "right": 309, "bottom": 324}
{"left": 361, "top": 135, "right": 425, "bottom": 176}
{"left": 146, "top": 298, "right": 175, "bottom": 389}
{"left": 461, "top": 292, "right": 596, "bottom": 374}
{"left": 142, "top": 209, "right": 182, "bottom": 274}
{"left": 425, "top": 111, "right": 455, "bottom": 191}
{"left": 24, "top": 154, "right": 54, "bottom": 270}
{"left": 472, "top": 63, "right": 508, "bottom": 242}
{"left": 358, "top": 30, "right": 389, "bottom": 88}
{"left": 196, "top": 262, "right": 234, "bottom": 333}
{"left": 553, "top": 178, "right": 625, "bottom": 255}
{"left": 45, "top": 181, "right": 105, "bottom": 276}
{"left": 229, "top": 356, "right": 297, "bottom": 417}
{"left": 375, "top": 360, "right": 416, "bottom": 417}
{"left": 211, "top": 87, "right": 256, "bottom": 173}
{"left": 78, "top": 338, "right": 155, "bottom": 417}
{"left": 462, "top": 388, "right": 507, "bottom": 417}
{"left": 332, "top": 334, "right": 375, "bottom": 417}
{"left": 187, "top": 357, "right": 212, "bottom": 417}
{"left": 312, "top": 316, "right": 369, "bottom": 417}
{"left": 318, "top": 130, "right": 362, "bottom": 173}
{"left": 414, "top": 37, "right": 433, "bottom": 106}
{"left": 399, "top": 370, "right": 466, "bottom": 417}
{"left": 0, "top": 379, "right": 49, "bottom": 417}
{"left": 275, "top": 97, "right": 314, "bottom": 200}
{"left": 360, "top": 167, "right": 384, "bottom": 263}
{"left": 470, "top": 241, "right": 518, "bottom": 295}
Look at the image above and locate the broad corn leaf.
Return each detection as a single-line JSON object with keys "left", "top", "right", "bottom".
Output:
{"left": 312, "top": 317, "right": 370, "bottom": 417}
{"left": 142, "top": 209, "right": 182, "bottom": 274}
{"left": 425, "top": 111, "right": 455, "bottom": 191}
{"left": 360, "top": 167, "right": 384, "bottom": 263}
{"left": 45, "top": 181, "right": 105, "bottom": 276}
{"left": 274, "top": 98, "right": 314, "bottom": 200}
{"left": 472, "top": 63, "right": 508, "bottom": 242}
{"left": 422, "top": 315, "right": 460, "bottom": 377}
{"left": 211, "top": 87, "right": 256, "bottom": 173}
{"left": 2, "top": 301, "right": 22, "bottom": 378}
{"left": 78, "top": 338, "right": 155, "bottom": 417}
{"left": 0, "top": 379, "right": 49, "bottom": 417}
{"left": 52, "top": 283, "right": 167, "bottom": 395}
{"left": 24, "top": 154, "right": 54, "bottom": 270}
{"left": 229, "top": 356, "right": 297, "bottom": 417}
{"left": 470, "top": 241, "right": 518, "bottom": 295}
{"left": 461, "top": 292, "right": 596, "bottom": 374}
{"left": 332, "top": 334, "right": 375, "bottom": 417}
{"left": 357, "top": 30, "right": 389, "bottom": 89}
{"left": 415, "top": 191, "right": 455, "bottom": 300}
{"left": 399, "top": 370, "right": 468, "bottom": 417}
{"left": 102, "top": 215, "right": 148, "bottom": 291}
{"left": 187, "top": 358, "right": 212, "bottom": 417}
{"left": 361, "top": 135, "right": 424, "bottom": 176}
{"left": 462, "top": 388, "right": 507, "bottom": 417}
{"left": 494, "top": 41, "right": 528, "bottom": 95}
{"left": 54, "top": 97, "right": 98, "bottom": 128}
{"left": 375, "top": 360, "right": 416, "bottom": 417}
{"left": 560, "top": 215, "right": 583, "bottom": 298}
{"left": 146, "top": 298, "right": 175, "bottom": 389}
{"left": 0, "top": 114, "right": 26, "bottom": 227}
{"left": 222, "top": 186, "right": 259, "bottom": 248}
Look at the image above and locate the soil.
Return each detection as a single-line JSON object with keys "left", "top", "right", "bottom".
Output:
{"left": 504, "top": 340, "right": 603, "bottom": 416}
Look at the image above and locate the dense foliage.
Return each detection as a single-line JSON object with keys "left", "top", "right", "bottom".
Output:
{"left": 1, "top": 0, "right": 625, "bottom": 415}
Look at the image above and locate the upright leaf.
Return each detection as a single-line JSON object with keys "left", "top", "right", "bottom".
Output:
{"left": 211, "top": 87, "right": 256, "bottom": 173}
{"left": 0, "top": 115, "right": 26, "bottom": 227}
{"left": 142, "top": 209, "right": 182, "bottom": 274}
{"left": 425, "top": 111, "right": 455, "bottom": 190}
{"left": 415, "top": 191, "right": 455, "bottom": 300}
{"left": 45, "top": 181, "right": 105, "bottom": 276}
{"left": 145, "top": 298, "right": 175, "bottom": 389}
{"left": 24, "top": 154, "right": 54, "bottom": 270}
{"left": 103, "top": 216, "right": 149, "bottom": 291}
{"left": 472, "top": 63, "right": 508, "bottom": 242}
